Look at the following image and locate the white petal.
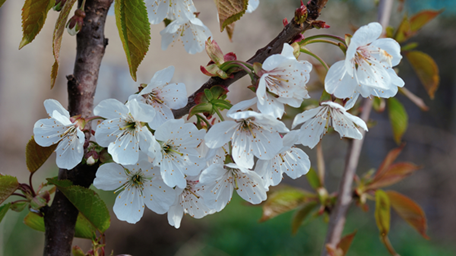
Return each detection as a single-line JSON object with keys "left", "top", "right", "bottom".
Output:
{"left": 55, "top": 129, "right": 84, "bottom": 169}
{"left": 33, "top": 118, "right": 70, "bottom": 146}
{"left": 44, "top": 99, "right": 70, "bottom": 119}
{"left": 167, "top": 200, "right": 184, "bottom": 228}
{"left": 94, "top": 118, "right": 124, "bottom": 147}
{"left": 160, "top": 155, "right": 187, "bottom": 189}
{"left": 249, "top": 127, "right": 282, "bottom": 160}
{"left": 280, "top": 148, "right": 310, "bottom": 179}
{"left": 144, "top": 179, "right": 176, "bottom": 214}
{"left": 108, "top": 133, "right": 139, "bottom": 165}
{"left": 371, "top": 38, "right": 402, "bottom": 67}
{"left": 231, "top": 128, "right": 255, "bottom": 168}
{"left": 148, "top": 103, "right": 175, "bottom": 130}
{"left": 226, "top": 98, "right": 257, "bottom": 117}
{"left": 94, "top": 99, "right": 129, "bottom": 120}
{"left": 200, "top": 168, "right": 233, "bottom": 211}
{"left": 204, "top": 121, "right": 237, "bottom": 149}
{"left": 160, "top": 83, "right": 188, "bottom": 109}
{"left": 141, "top": 66, "right": 175, "bottom": 94}
{"left": 350, "top": 22, "right": 382, "bottom": 50}
{"left": 113, "top": 189, "right": 145, "bottom": 224}
{"left": 246, "top": 0, "right": 259, "bottom": 13}
{"left": 292, "top": 106, "right": 322, "bottom": 129}
{"left": 255, "top": 158, "right": 282, "bottom": 188}
{"left": 235, "top": 171, "right": 267, "bottom": 204}
{"left": 93, "top": 163, "right": 129, "bottom": 191}
{"left": 127, "top": 98, "right": 155, "bottom": 123}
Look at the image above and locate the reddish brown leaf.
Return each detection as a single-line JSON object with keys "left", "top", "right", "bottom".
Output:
{"left": 394, "top": 16, "right": 410, "bottom": 43}
{"left": 405, "top": 51, "right": 440, "bottom": 99}
{"left": 326, "top": 244, "right": 343, "bottom": 256}
{"left": 338, "top": 230, "right": 357, "bottom": 256}
{"left": 374, "top": 144, "right": 405, "bottom": 180}
{"left": 385, "top": 191, "right": 429, "bottom": 239}
{"left": 26, "top": 136, "right": 57, "bottom": 173}
{"left": 410, "top": 10, "right": 443, "bottom": 32}
{"left": 367, "top": 162, "right": 421, "bottom": 189}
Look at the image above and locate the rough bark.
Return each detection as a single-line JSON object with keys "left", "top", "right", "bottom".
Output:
{"left": 43, "top": 0, "right": 112, "bottom": 255}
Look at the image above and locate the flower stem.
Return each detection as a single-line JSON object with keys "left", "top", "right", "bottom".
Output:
{"left": 214, "top": 107, "right": 225, "bottom": 122}
{"left": 11, "top": 193, "right": 27, "bottom": 199}
{"left": 300, "top": 47, "right": 329, "bottom": 71}
{"left": 196, "top": 114, "right": 212, "bottom": 128}
{"left": 220, "top": 61, "right": 256, "bottom": 82}
{"left": 301, "top": 34, "right": 346, "bottom": 45}
{"left": 303, "top": 39, "right": 340, "bottom": 47}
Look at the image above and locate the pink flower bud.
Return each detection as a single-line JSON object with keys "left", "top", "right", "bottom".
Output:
{"left": 294, "top": 1, "right": 308, "bottom": 24}
{"left": 205, "top": 38, "right": 225, "bottom": 66}
{"left": 66, "top": 9, "right": 86, "bottom": 36}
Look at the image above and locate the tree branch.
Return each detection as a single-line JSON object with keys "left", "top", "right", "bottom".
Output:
{"left": 321, "top": 0, "right": 394, "bottom": 255}
{"left": 172, "top": 0, "right": 329, "bottom": 119}
{"left": 43, "top": 1, "right": 112, "bottom": 255}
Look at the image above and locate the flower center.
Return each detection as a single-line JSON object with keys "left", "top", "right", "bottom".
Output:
{"left": 162, "top": 141, "right": 184, "bottom": 157}
{"left": 239, "top": 119, "right": 258, "bottom": 138}
{"left": 144, "top": 91, "right": 164, "bottom": 105}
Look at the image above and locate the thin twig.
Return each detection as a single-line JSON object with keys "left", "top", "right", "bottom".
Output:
{"left": 321, "top": 0, "right": 394, "bottom": 255}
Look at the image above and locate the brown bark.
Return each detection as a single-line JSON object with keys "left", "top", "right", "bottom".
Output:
{"left": 43, "top": 0, "right": 112, "bottom": 255}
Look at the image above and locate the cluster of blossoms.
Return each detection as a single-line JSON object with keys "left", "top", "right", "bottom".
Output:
{"left": 33, "top": 22, "right": 403, "bottom": 227}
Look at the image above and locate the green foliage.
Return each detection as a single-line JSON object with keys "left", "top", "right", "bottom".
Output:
{"left": 386, "top": 191, "right": 429, "bottom": 239}
{"left": 24, "top": 211, "right": 98, "bottom": 239}
{"left": 0, "top": 203, "right": 10, "bottom": 223}
{"left": 260, "top": 185, "right": 315, "bottom": 222}
{"left": 375, "top": 190, "right": 391, "bottom": 236}
{"left": 189, "top": 86, "right": 231, "bottom": 118}
{"left": 50, "top": 0, "right": 77, "bottom": 89}
{"left": 26, "top": 136, "right": 57, "bottom": 173}
{"left": 47, "top": 177, "right": 110, "bottom": 233}
{"left": 394, "top": 10, "right": 442, "bottom": 43}
{"left": 115, "top": 0, "right": 151, "bottom": 81}
{"left": 19, "top": 0, "right": 55, "bottom": 49}
{"left": 0, "top": 174, "right": 19, "bottom": 205}
{"left": 387, "top": 98, "right": 408, "bottom": 145}
{"left": 291, "top": 201, "right": 318, "bottom": 235}
{"left": 405, "top": 51, "right": 440, "bottom": 99}
{"left": 306, "top": 167, "right": 322, "bottom": 190}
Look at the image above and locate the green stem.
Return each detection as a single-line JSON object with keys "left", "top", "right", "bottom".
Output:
{"left": 303, "top": 39, "right": 340, "bottom": 47}
{"left": 220, "top": 61, "right": 256, "bottom": 82}
{"left": 300, "top": 47, "right": 329, "bottom": 71}
{"left": 214, "top": 107, "right": 225, "bottom": 122}
{"left": 301, "top": 34, "right": 346, "bottom": 45}
{"left": 196, "top": 114, "right": 212, "bottom": 128}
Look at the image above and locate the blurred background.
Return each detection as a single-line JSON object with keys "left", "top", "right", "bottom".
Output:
{"left": 1, "top": 0, "right": 456, "bottom": 255}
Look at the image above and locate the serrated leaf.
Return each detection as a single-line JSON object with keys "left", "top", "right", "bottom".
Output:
{"left": 291, "top": 201, "right": 318, "bottom": 235}
{"left": 409, "top": 10, "right": 443, "bottom": 32}
{"left": 387, "top": 98, "right": 408, "bottom": 145}
{"left": 375, "top": 190, "right": 391, "bottom": 236}
{"left": 367, "top": 162, "right": 421, "bottom": 189}
{"left": 394, "top": 16, "right": 410, "bottom": 43}
{"left": 26, "top": 136, "right": 57, "bottom": 173}
{"left": 47, "top": 177, "right": 110, "bottom": 233}
{"left": 50, "top": 0, "right": 77, "bottom": 89}
{"left": 0, "top": 175, "right": 19, "bottom": 205}
{"left": 215, "top": 0, "right": 248, "bottom": 32}
{"left": 386, "top": 190, "right": 429, "bottom": 239}
{"left": 24, "top": 211, "right": 97, "bottom": 239}
{"left": 260, "top": 185, "right": 314, "bottom": 222}
{"left": 115, "top": 0, "right": 150, "bottom": 81}
{"left": 306, "top": 167, "right": 321, "bottom": 190}
{"left": 19, "top": 0, "right": 55, "bottom": 49}
{"left": 405, "top": 51, "right": 439, "bottom": 99}
{"left": 0, "top": 203, "right": 10, "bottom": 223}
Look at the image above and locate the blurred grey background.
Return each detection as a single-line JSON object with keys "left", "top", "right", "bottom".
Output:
{"left": 1, "top": 0, "right": 456, "bottom": 255}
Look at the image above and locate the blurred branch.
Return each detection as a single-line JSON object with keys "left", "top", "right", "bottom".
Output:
{"left": 172, "top": 0, "right": 329, "bottom": 119}
{"left": 43, "top": 0, "right": 112, "bottom": 255}
{"left": 321, "top": 0, "right": 394, "bottom": 255}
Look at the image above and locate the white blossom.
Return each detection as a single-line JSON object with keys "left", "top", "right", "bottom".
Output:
{"left": 167, "top": 176, "right": 215, "bottom": 229}
{"left": 246, "top": 0, "right": 259, "bottom": 13}
{"left": 205, "top": 98, "right": 289, "bottom": 168}
{"left": 94, "top": 98, "right": 161, "bottom": 165}
{"left": 255, "top": 131, "right": 310, "bottom": 189}
{"left": 145, "top": 0, "right": 197, "bottom": 24}
{"left": 160, "top": 17, "right": 212, "bottom": 54}
{"left": 292, "top": 101, "right": 368, "bottom": 149}
{"left": 256, "top": 43, "right": 311, "bottom": 118}
{"left": 93, "top": 159, "right": 176, "bottom": 224}
{"left": 199, "top": 163, "right": 267, "bottom": 212}
{"left": 33, "top": 99, "right": 85, "bottom": 170}
{"left": 129, "top": 66, "right": 187, "bottom": 130}
{"left": 325, "top": 22, "right": 404, "bottom": 109}
{"left": 154, "top": 119, "right": 206, "bottom": 189}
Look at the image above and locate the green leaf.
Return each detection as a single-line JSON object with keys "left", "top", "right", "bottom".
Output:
{"left": 386, "top": 190, "right": 429, "bottom": 239}
{"left": 189, "top": 103, "right": 214, "bottom": 118}
{"left": 0, "top": 0, "right": 7, "bottom": 9}
{"left": 409, "top": 10, "right": 443, "bottom": 32}
{"left": 215, "top": 0, "right": 248, "bottom": 32}
{"left": 0, "top": 175, "right": 19, "bottom": 205}
{"left": 115, "top": 0, "right": 151, "bottom": 81}
{"left": 306, "top": 167, "right": 321, "bottom": 190}
{"left": 19, "top": 0, "right": 55, "bottom": 49}
{"left": 50, "top": 0, "right": 77, "bottom": 89}
{"left": 260, "top": 185, "right": 314, "bottom": 222}
{"left": 0, "top": 203, "right": 10, "bottom": 223}
{"left": 372, "top": 97, "right": 385, "bottom": 112}
{"left": 405, "top": 51, "right": 440, "bottom": 99}
{"left": 394, "top": 16, "right": 410, "bottom": 43}
{"left": 26, "top": 136, "right": 58, "bottom": 173}
{"left": 204, "top": 89, "right": 214, "bottom": 101}
{"left": 291, "top": 201, "right": 318, "bottom": 235}
{"left": 211, "top": 99, "right": 233, "bottom": 110}
{"left": 24, "top": 211, "right": 97, "bottom": 239}
{"left": 47, "top": 177, "right": 110, "bottom": 233}
{"left": 387, "top": 98, "right": 408, "bottom": 145}
{"left": 375, "top": 190, "right": 391, "bottom": 236}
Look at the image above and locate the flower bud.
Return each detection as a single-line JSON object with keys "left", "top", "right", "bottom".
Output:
{"left": 85, "top": 151, "right": 99, "bottom": 165}
{"left": 294, "top": 1, "right": 308, "bottom": 24}
{"left": 311, "top": 20, "right": 330, "bottom": 29}
{"left": 66, "top": 9, "right": 86, "bottom": 36}
{"left": 290, "top": 42, "right": 301, "bottom": 59}
{"left": 53, "top": 0, "right": 67, "bottom": 12}
{"left": 205, "top": 38, "right": 225, "bottom": 66}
